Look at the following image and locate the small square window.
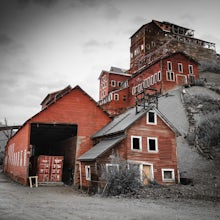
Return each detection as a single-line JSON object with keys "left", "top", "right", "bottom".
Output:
{"left": 162, "top": 169, "right": 175, "bottom": 182}
{"left": 147, "top": 137, "right": 158, "bottom": 152}
{"left": 147, "top": 111, "right": 157, "bottom": 125}
{"left": 131, "top": 136, "right": 142, "bottom": 151}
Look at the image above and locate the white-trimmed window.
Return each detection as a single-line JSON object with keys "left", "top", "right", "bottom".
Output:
{"left": 85, "top": 165, "right": 91, "bottom": 181}
{"left": 154, "top": 73, "right": 157, "bottom": 83}
{"left": 137, "top": 83, "right": 143, "bottom": 93}
{"left": 143, "top": 78, "right": 149, "bottom": 88}
{"left": 178, "top": 63, "right": 183, "bottom": 73}
{"left": 150, "top": 75, "right": 154, "bottom": 85}
{"left": 147, "top": 111, "right": 157, "bottom": 125}
{"left": 162, "top": 169, "right": 175, "bottom": 182}
{"left": 111, "top": 80, "right": 116, "bottom": 87}
{"left": 147, "top": 137, "right": 158, "bottom": 152}
{"left": 114, "top": 93, "right": 119, "bottom": 101}
{"left": 188, "top": 65, "right": 194, "bottom": 75}
{"left": 167, "top": 61, "right": 172, "bottom": 71}
{"left": 118, "top": 81, "right": 122, "bottom": 87}
{"left": 131, "top": 136, "right": 142, "bottom": 151}
{"left": 106, "top": 164, "right": 119, "bottom": 174}
{"left": 134, "top": 47, "right": 140, "bottom": 56}
{"left": 166, "top": 71, "right": 175, "bottom": 81}
{"left": 132, "top": 86, "right": 137, "bottom": 95}
{"left": 157, "top": 71, "right": 161, "bottom": 81}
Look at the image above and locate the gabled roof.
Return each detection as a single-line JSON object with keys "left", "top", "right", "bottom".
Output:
{"left": 92, "top": 105, "right": 181, "bottom": 139}
{"left": 40, "top": 85, "right": 72, "bottom": 107}
{"left": 98, "top": 67, "right": 131, "bottom": 79}
{"left": 9, "top": 85, "right": 109, "bottom": 140}
{"left": 78, "top": 135, "right": 126, "bottom": 161}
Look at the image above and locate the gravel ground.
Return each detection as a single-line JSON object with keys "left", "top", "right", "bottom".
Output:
{"left": 0, "top": 171, "right": 219, "bottom": 220}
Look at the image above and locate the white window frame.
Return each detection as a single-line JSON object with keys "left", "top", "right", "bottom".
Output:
{"left": 146, "top": 111, "right": 157, "bottom": 125}
{"left": 178, "top": 63, "right": 183, "bottom": 73}
{"left": 118, "top": 81, "right": 122, "bottom": 87}
{"left": 111, "top": 80, "right": 116, "bottom": 87}
{"left": 132, "top": 86, "right": 137, "bottom": 95}
{"left": 166, "top": 71, "right": 175, "bottom": 81}
{"left": 157, "top": 71, "right": 161, "bottom": 81}
{"left": 85, "top": 165, "right": 91, "bottom": 181}
{"left": 137, "top": 83, "right": 143, "bottom": 93}
{"left": 131, "top": 136, "right": 142, "bottom": 151}
{"left": 150, "top": 75, "right": 154, "bottom": 85}
{"left": 167, "top": 61, "right": 172, "bottom": 71}
{"left": 188, "top": 65, "right": 194, "bottom": 75}
{"left": 162, "top": 168, "right": 175, "bottom": 182}
{"left": 114, "top": 93, "right": 119, "bottom": 101}
{"left": 134, "top": 47, "right": 140, "bottom": 56}
{"left": 147, "top": 137, "right": 158, "bottom": 153}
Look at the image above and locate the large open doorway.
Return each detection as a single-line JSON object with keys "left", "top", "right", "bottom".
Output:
{"left": 29, "top": 123, "right": 78, "bottom": 185}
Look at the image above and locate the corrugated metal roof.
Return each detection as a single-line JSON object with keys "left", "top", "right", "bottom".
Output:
{"left": 92, "top": 104, "right": 181, "bottom": 139}
{"left": 92, "top": 106, "right": 153, "bottom": 138}
{"left": 78, "top": 135, "right": 126, "bottom": 161}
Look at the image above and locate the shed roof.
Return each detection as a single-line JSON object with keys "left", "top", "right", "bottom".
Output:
{"left": 78, "top": 135, "right": 126, "bottom": 161}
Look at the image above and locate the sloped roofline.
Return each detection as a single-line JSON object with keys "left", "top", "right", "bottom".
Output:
{"left": 8, "top": 85, "right": 110, "bottom": 141}
{"left": 92, "top": 105, "right": 181, "bottom": 139}
{"left": 130, "top": 19, "right": 194, "bottom": 39}
{"left": 40, "top": 85, "right": 72, "bottom": 106}
{"left": 98, "top": 69, "right": 131, "bottom": 80}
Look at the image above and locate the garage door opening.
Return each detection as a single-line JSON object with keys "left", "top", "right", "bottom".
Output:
{"left": 29, "top": 123, "right": 78, "bottom": 185}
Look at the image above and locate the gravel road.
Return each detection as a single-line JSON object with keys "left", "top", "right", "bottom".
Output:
{"left": 0, "top": 171, "right": 219, "bottom": 220}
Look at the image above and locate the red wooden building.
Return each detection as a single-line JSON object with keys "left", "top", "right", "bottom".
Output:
{"left": 99, "top": 52, "right": 199, "bottom": 115}
{"left": 4, "top": 86, "right": 111, "bottom": 185}
{"left": 78, "top": 105, "right": 180, "bottom": 189}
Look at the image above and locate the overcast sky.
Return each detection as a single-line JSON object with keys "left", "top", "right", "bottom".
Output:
{"left": 0, "top": 0, "right": 220, "bottom": 125}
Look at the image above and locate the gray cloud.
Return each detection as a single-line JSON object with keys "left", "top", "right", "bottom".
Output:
{"left": 83, "top": 39, "right": 114, "bottom": 53}
{"left": 16, "top": 0, "right": 58, "bottom": 8}
{"left": 70, "top": 0, "right": 110, "bottom": 8}
{"left": 0, "top": 34, "right": 13, "bottom": 45}
{"left": 132, "top": 16, "right": 147, "bottom": 25}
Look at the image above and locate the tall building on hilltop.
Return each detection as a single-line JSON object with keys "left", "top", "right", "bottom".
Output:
{"left": 98, "top": 20, "right": 213, "bottom": 116}
{"left": 130, "top": 20, "right": 216, "bottom": 73}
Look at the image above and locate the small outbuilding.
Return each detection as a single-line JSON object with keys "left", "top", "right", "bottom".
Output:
{"left": 78, "top": 104, "right": 181, "bottom": 190}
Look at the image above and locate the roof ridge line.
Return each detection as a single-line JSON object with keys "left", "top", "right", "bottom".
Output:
{"left": 102, "top": 112, "right": 131, "bottom": 135}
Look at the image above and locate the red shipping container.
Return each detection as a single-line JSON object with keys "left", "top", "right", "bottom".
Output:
{"left": 50, "top": 156, "right": 63, "bottom": 182}
{"left": 37, "top": 155, "right": 63, "bottom": 183}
